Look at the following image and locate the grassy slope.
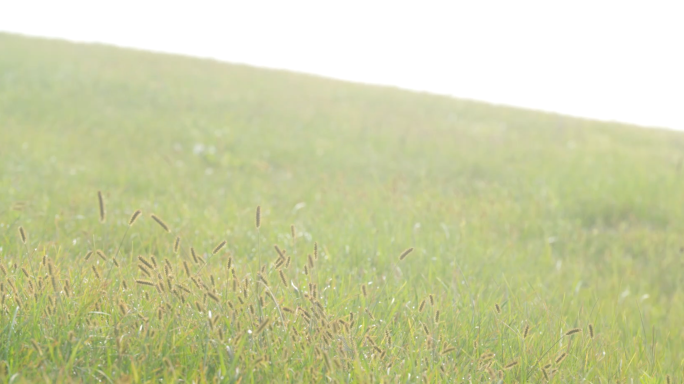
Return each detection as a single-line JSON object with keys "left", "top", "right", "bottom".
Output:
{"left": 1, "top": 32, "right": 684, "bottom": 382}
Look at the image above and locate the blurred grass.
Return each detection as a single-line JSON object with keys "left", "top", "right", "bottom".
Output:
{"left": 1, "top": 32, "right": 684, "bottom": 382}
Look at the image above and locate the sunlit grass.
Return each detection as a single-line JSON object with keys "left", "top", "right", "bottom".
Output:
{"left": 1, "top": 32, "right": 683, "bottom": 382}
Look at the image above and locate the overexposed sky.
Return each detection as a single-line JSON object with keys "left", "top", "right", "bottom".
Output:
{"left": 2, "top": 0, "right": 683, "bottom": 130}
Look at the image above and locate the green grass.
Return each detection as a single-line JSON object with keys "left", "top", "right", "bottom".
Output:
{"left": 1, "top": 32, "right": 684, "bottom": 383}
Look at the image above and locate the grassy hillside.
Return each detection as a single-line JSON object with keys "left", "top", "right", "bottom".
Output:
{"left": 1, "top": 32, "right": 684, "bottom": 382}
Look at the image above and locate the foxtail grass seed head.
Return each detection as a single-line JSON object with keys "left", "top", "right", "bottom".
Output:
{"left": 138, "top": 264, "right": 151, "bottom": 277}
{"left": 18, "top": 226, "right": 27, "bottom": 244}
{"left": 667, "top": 375, "right": 672, "bottom": 384}
{"left": 480, "top": 352, "right": 495, "bottom": 361}
{"left": 97, "top": 191, "right": 106, "bottom": 223}
{"left": 523, "top": 324, "right": 530, "bottom": 339}
{"left": 418, "top": 299, "right": 426, "bottom": 312}
{"left": 118, "top": 301, "right": 128, "bottom": 316}
{"left": 136, "top": 279, "right": 155, "bottom": 286}
{"left": 440, "top": 347, "right": 456, "bottom": 355}
{"left": 565, "top": 328, "right": 582, "bottom": 336}
{"left": 213, "top": 240, "right": 227, "bottom": 254}
{"left": 150, "top": 213, "right": 170, "bottom": 232}
{"left": 434, "top": 310, "right": 440, "bottom": 323}
{"left": 279, "top": 270, "right": 287, "bottom": 286}
{"left": 554, "top": 352, "right": 568, "bottom": 364}
{"left": 504, "top": 360, "right": 518, "bottom": 370}
{"left": 129, "top": 209, "right": 142, "bottom": 226}
{"left": 291, "top": 224, "right": 296, "bottom": 240}
{"left": 274, "top": 244, "right": 284, "bottom": 259}
{"left": 256, "top": 318, "right": 270, "bottom": 334}
{"left": 91, "top": 266, "right": 100, "bottom": 279}
{"left": 84, "top": 251, "right": 93, "bottom": 261}
{"left": 173, "top": 236, "right": 181, "bottom": 253}
{"left": 308, "top": 254, "right": 314, "bottom": 269}
{"left": 588, "top": 324, "right": 594, "bottom": 339}
{"left": 96, "top": 250, "right": 107, "bottom": 261}
{"left": 398, "top": 247, "right": 414, "bottom": 261}
{"left": 207, "top": 292, "right": 220, "bottom": 303}
{"left": 138, "top": 255, "right": 154, "bottom": 270}
{"left": 190, "top": 248, "right": 199, "bottom": 264}
{"left": 494, "top": 303, "right": 501, "bottom": 314}
{"left": 361, "top": 284, "right": 367, "bottom": 297}
{"left": 255, "top": 206, "right": 261, "bottom": 228}
{"left": 314, "top": 242, "right": 318, "bottom": 260}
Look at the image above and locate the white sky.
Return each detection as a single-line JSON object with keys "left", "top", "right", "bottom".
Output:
{"left": 1, "top": 0, "right": 682, "bottom": 130}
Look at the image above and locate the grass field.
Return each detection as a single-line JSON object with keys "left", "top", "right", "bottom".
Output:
{"left": 1, "top": 32, "right": 684, "bottom": 383}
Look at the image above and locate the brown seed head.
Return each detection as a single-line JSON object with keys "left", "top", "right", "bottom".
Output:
{"left": 18, "top": 226, "right": 27, "bottom": 244}
{"left": 138, "top": 255, "right": 154, "bottom": 270}
{"left": 398, "top": 247, "right": 414, "bottom": 261}
{"left": 213, "top": 240, "right": 227, "bottom": 255}
{"left": 129, "top": 209, "right": 142, "bottom": 226}
{"left": 256, "top": 318, "right": 270, "bottom": 334}
{"left": 150, "top": 214, "right": 170, "bottom": 232}
{"left": 418, "top": 299, "right": 426, "bottom": 312}
{"left": 207, "top": 292, "right": 220, "bottom": 303}
{"left": 173, "top": 236, "right": 181, "bottom": 253}
{"left": 96, "top": 250, "right": 107, "bottom": 261}
{"left": 554, "top": 352, "right": 568, "bottom": 364}
{"left": 503, "top": 360, "right": 518, "bottom": 370}
{"left": 97, "top": 191, "right": 106, "bottom": 223}
{"left": 440, "top": 347, "right": 456, "bottom": 355}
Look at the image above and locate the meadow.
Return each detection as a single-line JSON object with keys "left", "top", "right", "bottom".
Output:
{"left": 1, "top": 32, "right": 684, "bottom": 383}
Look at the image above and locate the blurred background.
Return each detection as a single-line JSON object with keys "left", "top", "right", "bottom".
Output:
{"left": 2, "top": 0, "right": 682, "bottom": 130}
